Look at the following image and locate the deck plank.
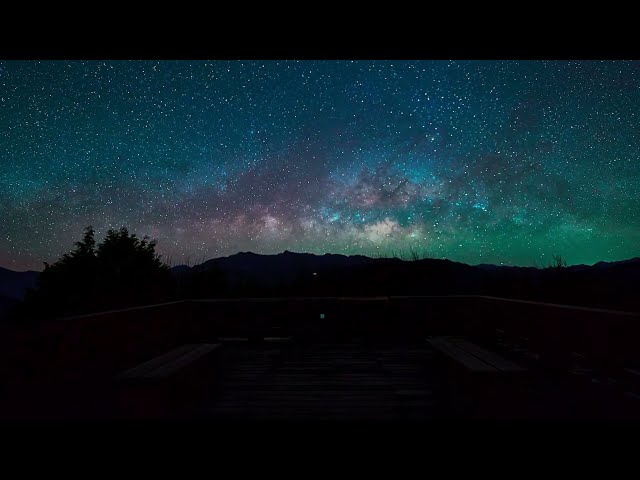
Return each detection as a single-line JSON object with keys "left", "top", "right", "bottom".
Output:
{"left": 203, "top": 342, "right": 437, "bottom": 420}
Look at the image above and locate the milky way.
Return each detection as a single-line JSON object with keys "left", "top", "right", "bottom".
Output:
{"left": 1, "top": 60, "right": 640, "bottom": 270}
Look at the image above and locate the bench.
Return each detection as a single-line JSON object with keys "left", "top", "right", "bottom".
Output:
{"left": 116, "top": 343, "right": 221, "bottom": 417}
{"left": 426, "top": 336, "right": 528, "bottom": 417}
{"left": 427, "top": 336, "right": 527, "bottom": 373}
{"left": 263, "top": 336, "right": 292, "bottom": 343}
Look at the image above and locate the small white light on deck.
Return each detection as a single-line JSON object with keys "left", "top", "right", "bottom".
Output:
{"left": 320, "top": 313, "right": 325, "bottom": 319}
{"left": 312, "top": 272, "right": 317, "bottom": 276}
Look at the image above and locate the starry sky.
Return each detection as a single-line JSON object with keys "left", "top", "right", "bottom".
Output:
{"left": 1, "top": 60, "right": 639, "bottom": 271}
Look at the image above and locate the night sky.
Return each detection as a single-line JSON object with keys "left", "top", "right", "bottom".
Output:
{"left": 1, "top": 60, "right": 639, "bottom": 271}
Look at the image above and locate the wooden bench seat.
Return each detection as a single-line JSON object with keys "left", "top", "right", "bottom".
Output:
{"left": 263, "top": 336, "right": 293, "bottom": 343}
{"left": 426, "top": 336, "right": 527, "bottom": 373}
{"left": 427, "top": 337, "right": 497, "bottom": 372}
{"left": 115, "top": 343, "right": 221, "bottom": 417}
{"left": 426, "top": 336, "right": 528, "bottom": 417}
{"left": 117, "top": 343, "right": 221, "bottom": 381}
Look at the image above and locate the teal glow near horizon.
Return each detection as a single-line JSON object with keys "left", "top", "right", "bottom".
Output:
{"left": 1, "top": 60, "right": 639, "bottom": 271}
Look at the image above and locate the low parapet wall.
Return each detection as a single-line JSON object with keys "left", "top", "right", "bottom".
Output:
{"left": 2, "top": 301, "right": 189, "bottom": 384}
{"left": 4, "top": 296, "right": 639, "bottom": 383}
{"left": 190, "top": 295, "right": 640, "bottom": 370}
{"left": 466, "top": 296, "right": 640, "bottom": 371}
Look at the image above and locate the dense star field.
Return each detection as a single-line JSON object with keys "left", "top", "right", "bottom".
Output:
{"left": 1, "top": 60, "right": 639, "bottom": 271}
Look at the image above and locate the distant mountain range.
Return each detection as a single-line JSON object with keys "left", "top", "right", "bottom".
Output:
{"left": 0, "top": 267, "right": 39, "bottom": 301}
{"left": 173, "top": 250, "right": 375, "bottom": 286}
{"left": 170, "top": 251, "right": 640, "bottom": 278}
{"left": 169, "top": 252, "right": 640, "bottom": 311}
{"left": 3, "top": 253, "right": 639, "bottom": 294}
{"left": 1, "top": 253, "right": 639, "bottom": 314}
{"left": 0, "top": 267, "right": 39, "bottom": 319}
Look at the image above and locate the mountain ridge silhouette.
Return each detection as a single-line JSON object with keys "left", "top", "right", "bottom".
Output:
{"left": 170, "top": 250, "right": 640, "bottom": 274}
{"left": 1, "top": 253, "right": 639, "bottom": 313}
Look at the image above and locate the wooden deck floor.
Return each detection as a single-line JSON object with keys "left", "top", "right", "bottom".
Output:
{"left": 200, "top": 342, "right": 443, "bottom": 421}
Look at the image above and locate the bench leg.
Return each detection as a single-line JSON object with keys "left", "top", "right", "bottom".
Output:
{"left": 117, "top": 382, "right": 173, "bottom": 418}
{"left": 439, "top": 364, "right": 530, "bottom": 418}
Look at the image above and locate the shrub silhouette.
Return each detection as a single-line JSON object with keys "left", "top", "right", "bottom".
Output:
{"left": 22, "top": 226, "right": 172, "bottom": 319}
{"left": 550, "top": 254, "right": 567, "bottom": 269}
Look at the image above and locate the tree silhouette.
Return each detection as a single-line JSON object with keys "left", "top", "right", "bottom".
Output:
{"left": 74, "top": 225, "right": 96, "bottom": 257}
{"left": 24, "top": 226, "right": 99, "bottom": 318}
{"left": 94, "top": 227, "right": 171, "bottom": 309}
{"left": 22, "top": 226, "right": 172, "bottom": 319}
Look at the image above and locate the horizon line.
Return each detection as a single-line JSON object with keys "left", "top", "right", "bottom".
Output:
{"left": 5, "top": 250, "right": 638, "bottom": 274}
